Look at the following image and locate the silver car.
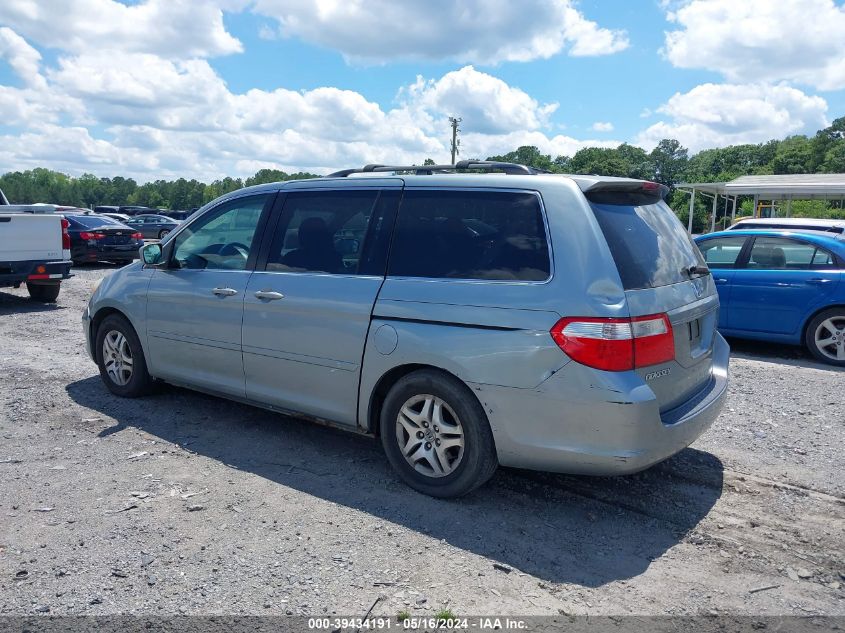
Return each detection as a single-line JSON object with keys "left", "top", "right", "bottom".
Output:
{"left": 82, "top": 161, "right": 729, "bottom": 498}
{"left": 125, "top": 214, "right": 180, "bottom": 240}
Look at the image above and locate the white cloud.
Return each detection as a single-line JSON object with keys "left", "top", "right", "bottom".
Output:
{"left": 663, "top": 0, "right": 845, "bottom": 91}
{"left": 591, "top": 121, "right": 614, "bottom": 132}
{"left": 251, "top": 0, "right": 629, "bottom": 63}
{"left": 636, "top": 83, "right": 829, "bottom": 152}
{"left": 0, "top": 0, "right": 243, "bottom": 58}
{"left": 0, "top": 26, "right": 45, "bottom": 88}
{"left": 399, "top": 66, "right": 558, "bottom": 135}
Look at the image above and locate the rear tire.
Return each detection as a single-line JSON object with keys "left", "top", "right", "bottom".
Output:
{"left": 158, "top": 229, "right": 170, "bottom": 239}
{"left": 95, "top": 314, "right": 153, "bottom": 397}
{"left": 805, "top": 308, "right": 845, "bottom": 366}
{"left": 26, "top": 281, "right": 60, "bottom": 302}
{"left": 380, "top": 369, "right": 497, "bottom": 498}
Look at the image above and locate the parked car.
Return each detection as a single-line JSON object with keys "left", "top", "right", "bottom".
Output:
{"left": 64, "top": 213, "right": 144, "bottom": 264}
{"left": 161, "top": 210, "right": 194, "bottom": 221}
{"left": 124, "top": 214, "right": 180, "bottom": 239}
{"left": 0, "top": 188, "right": 72, "bottom": 301}
{"left": 96, "top": 212, "right": 132, "bottom": 223}
{"left": 728, "top": 217, "right": 845, "bottom": 237}
{"left": 93, "top": 205, "right": 120, "bottom": 214}
{"left": 695, "top": 229, "right": 845, "bottom": 365}
{"left": 83, "top": 161, "right": 729, "bottom": 497}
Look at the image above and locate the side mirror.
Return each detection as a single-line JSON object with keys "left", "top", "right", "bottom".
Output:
{"left": 141, "top": 242, "right": 163, "bottom": 266}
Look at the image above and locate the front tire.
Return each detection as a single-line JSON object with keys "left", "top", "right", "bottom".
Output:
{"left": 805, "top": 308, "right": 845, "bottom": 366}
{"left": 380, "top": 369, "right": 497, "bottom": 498}
{"left": 26, "top": 281, "right": 60, "bottom": 302}
{"left": 158, "top": 229, "right": 170, "bottom": 239}
{"left": 95, "top": 314, "right": 153, "bottom": 397}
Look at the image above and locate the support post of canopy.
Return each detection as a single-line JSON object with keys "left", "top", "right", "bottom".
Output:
{"left": 688, "top": 187, "right": 696, "bottom": 234}
{"left": 731, "top": 196, "right": 737, "bottom": 224}
{"left": 710, "top": 192, "right": 718, "bottom": 233}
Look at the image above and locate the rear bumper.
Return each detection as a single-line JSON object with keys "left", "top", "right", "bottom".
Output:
{"left": 73, "top": 244, "right": 142, "bottom": 262}
{"left": 0, "top": 259, "right": 73, "bottom": 287}
{"left": 473, "top": 333, "right": 730, "bottom": 475}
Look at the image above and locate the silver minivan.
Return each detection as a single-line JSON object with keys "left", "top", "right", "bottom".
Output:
{"left": 83, "top": 161, "right": 729, "bottom": 498}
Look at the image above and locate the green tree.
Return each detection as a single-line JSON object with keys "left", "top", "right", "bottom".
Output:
{"left": 649, "top": 139, "right": 688, "bottom": 186}
{"left": 486, "top": 145, "right": 555, "bottom": 171}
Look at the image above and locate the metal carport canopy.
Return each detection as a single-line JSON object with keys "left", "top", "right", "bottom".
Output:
{"left": 676, "top": 174, "right": 845, "bottom": 200}
{"left": 675, "top": 173, "right": 845, "bottom": 232}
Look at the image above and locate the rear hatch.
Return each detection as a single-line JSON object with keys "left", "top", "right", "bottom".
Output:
{"left": 97, "top": 226, "right": 135, "bottom": 246}
{"left": 585, "top": 182, "right": 718, "bottom": 412}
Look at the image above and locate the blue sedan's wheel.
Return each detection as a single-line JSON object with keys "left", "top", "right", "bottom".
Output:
{"left": 806, "top": 308, "right": 845, "bottom": 366}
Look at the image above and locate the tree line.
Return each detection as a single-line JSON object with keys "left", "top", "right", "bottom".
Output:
{"left": 0, "top": 168, "right": 317, "bottom": 212}
{"left": 1, "top": 118, "right": 843, "bottom": 231}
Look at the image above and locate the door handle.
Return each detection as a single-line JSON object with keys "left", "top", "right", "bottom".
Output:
{"left": 212, "top": 287, "right": 238, "bottom": 296}
{"left": 714, "top": 278, "right": 729, "bottom": 284}
{"left": 806, "top": 278, "right": 832, "bottom": 284}
{"left": 254, "top": 290, "right": 285, "bottom": 301}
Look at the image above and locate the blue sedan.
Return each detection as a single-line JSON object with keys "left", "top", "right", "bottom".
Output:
{"left": 694, "top": 229, "right": 845, "bottom": 365}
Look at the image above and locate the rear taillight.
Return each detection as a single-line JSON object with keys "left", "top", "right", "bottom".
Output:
{"left": 79, "top": 231, "right": 106, "bottom": 240}
{"left": 61, "top": 218, "right": 71, "bottom": 249}
{"left": 550, "top": 313, "right": 674, "bottom": 371}
{"left": 131, "top": 232, "right": 143, "bottom": 240}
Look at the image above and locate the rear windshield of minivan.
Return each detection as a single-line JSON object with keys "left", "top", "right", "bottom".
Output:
{"left": 589, "top": 201, "right": 704, "bottom": 290}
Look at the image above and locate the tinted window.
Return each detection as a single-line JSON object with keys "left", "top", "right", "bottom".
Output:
{"left": 266, "top": 189, "right": 395, "bottom": 275}
{"left": 590, "top": 200, "right": 704, "bottom": 290}
{"left": 748, "top": 237, "right": 836, "bottom": 270}
{"left": 171, "top": 194, "right": 270, "bottom": 270}
{"left": 389, "top": 190, "right": 550, "bottom": 281}
{"left": 67, "top": 215, "right": 121, "bottom": 229}
{"left": 697, "top": 236, "right": 747, "bottom": 269}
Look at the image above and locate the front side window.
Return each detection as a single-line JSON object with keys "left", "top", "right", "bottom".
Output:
{"left": 697, "top": 236, "right": 747, "bottom": 269}
{"left": 388, "top": 190, "right": 550, "bottom": 281}
{"left": 266, "top": 189, "right": 393, "bottom": 275}
{"left": 748, "top": 237, "right": 837, "bottom": 270}
{"left": 171, "top": 194, "right": 270, "bottom": 270}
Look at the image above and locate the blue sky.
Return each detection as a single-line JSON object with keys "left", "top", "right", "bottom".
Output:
{"left": 0, "top": 0, "right": 843, "bottom": 182}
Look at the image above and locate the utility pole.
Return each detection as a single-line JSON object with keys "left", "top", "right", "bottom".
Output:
{"left": 449, "top": 116, "right": 462, "bottom": 165}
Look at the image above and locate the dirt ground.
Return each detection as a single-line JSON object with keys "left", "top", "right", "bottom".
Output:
{"left": 1, "top": 265, "right": 843, "bottom": 618}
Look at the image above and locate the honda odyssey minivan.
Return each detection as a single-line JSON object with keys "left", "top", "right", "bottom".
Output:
{"left": 83, "top": 161, "right": 729, "bottom": 497}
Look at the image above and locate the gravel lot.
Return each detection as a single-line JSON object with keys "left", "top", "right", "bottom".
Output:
{"left": 1, "top": 265, "right": 843, "bottom": 617}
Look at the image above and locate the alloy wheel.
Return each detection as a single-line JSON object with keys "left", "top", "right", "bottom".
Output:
{"left": 814, "top": 316, "right": 845, "bottom": 362}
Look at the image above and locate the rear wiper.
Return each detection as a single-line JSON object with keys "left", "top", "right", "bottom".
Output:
{"left": 685, "top": 265, "right": 711, "bottom": 277}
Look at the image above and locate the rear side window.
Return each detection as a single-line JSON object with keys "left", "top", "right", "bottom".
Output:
{"left": 589, "top": 200, "right": 704, "bottom": 290}
{"left": 748, "top": 237, "right": 837, "bottom": 270}
{"left": 389, "top": 190, "right": 550, "bottom": 281}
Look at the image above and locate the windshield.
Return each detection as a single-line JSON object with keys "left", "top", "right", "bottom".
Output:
{"left": 67, "top": 215, "right": 123, "bottom": 228}
{"left": 590, "top": 200, "right": 705, "bottom": 290}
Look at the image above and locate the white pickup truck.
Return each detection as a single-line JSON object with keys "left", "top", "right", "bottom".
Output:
{"left": 0, "top": 189, "right": 73, "bottom": 302}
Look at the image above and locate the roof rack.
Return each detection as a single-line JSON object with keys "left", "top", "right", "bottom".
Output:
{"left": 327, "top": 160, "right": 548, "bottom": 177}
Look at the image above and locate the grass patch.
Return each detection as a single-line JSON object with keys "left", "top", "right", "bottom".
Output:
{"left": 397, "top": 610, "right": 411, "bottom": 622}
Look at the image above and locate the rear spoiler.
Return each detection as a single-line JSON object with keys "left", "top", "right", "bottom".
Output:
{"left": 580, "top": 180, "right": 669, "bottom": 205}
